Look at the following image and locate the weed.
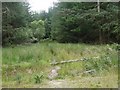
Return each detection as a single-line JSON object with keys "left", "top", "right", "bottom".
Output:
{"left": 15, "top": 74, "right": 22, "bottom": 84}
{"left": 34, "top": 73, "right": 44, "bottom": 84}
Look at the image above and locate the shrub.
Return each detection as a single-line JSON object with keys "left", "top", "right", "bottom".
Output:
{"left": 30, "top": 20, "right": 45, "bottom": 40}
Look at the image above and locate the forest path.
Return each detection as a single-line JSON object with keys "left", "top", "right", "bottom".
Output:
{"left": 36, "top": 79, "right": 76, "bottom": 88}
{"left": 46, "top": 80, "right": 70, "bottom": 88}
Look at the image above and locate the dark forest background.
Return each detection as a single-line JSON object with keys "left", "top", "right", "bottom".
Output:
{"left": 2, "top": 2, "right": 120, "bottom": 46}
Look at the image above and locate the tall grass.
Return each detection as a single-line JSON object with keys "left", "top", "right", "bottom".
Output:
{"left": 2, "top": 42, "right": 118, "bottom": 87}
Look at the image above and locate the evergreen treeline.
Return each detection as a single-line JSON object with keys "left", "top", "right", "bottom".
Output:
{"left": 2, "top": 2, "right": 120, "bottom": 46}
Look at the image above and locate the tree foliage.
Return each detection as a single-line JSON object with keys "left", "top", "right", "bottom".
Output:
{"left": 50, "top": 2, "right": 119, "bottom": 43}
{"left": 2, "top": 2, "right": 31, "bottom": 45}
{"left": 2, "top": 2, "right": 119, "bottom": 46}
{"left": 30, "top": 20, "right": 45, "bottom": 40}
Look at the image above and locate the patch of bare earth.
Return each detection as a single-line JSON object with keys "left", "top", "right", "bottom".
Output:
{"left": 34, "top": 75, "right": 118, "bottom": 88}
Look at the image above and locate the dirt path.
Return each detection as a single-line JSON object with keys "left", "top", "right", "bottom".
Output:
{"left": 47, "top": 80, "right": 70, "bottom": 88}
{"left": 34, "top": 79, "right": 74, "bottom": 88}
{"left": 34, "top": 75, "right": 118, "bottom": 88}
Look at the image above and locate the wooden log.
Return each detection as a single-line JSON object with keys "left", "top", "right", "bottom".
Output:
{"left": 50, "top": 57, "right": 89, "bottom": 65}
{"left": 50, "top": 56, "right": 100, "bottom": 65}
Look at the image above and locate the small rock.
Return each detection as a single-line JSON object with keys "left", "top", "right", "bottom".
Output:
{"left": 48, "top": 66, "right": 61, "bottom": 80}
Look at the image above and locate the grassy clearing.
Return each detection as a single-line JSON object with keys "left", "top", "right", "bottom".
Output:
{"left": 2, "top": 42, "right": 118, "bottom": 88}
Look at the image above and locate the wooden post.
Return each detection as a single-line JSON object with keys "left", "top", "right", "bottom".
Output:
{"left": 97, "top": 0, "right": 100, "bottom": 13}
{"left": 97, "top": 0, "right": 102, "bottom": 44}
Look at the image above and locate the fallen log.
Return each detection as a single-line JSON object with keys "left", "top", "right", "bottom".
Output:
{"left": 50, "top": 56, "right": 100, "bottom": 65}
{"left": 50, "top": 57, "right": 89, "bottom": 65}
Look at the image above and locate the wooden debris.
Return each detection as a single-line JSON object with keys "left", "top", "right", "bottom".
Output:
{"left": 83, "top": 69, "right": 96, "bottom": 74}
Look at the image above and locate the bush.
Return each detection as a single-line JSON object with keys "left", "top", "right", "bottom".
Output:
{"left": 12, "top": 27, "right": 33, "bottom": 44}
{"left": 3, "top": 20, "right": 45, "bottom": 46}
{"left": 30, "top": 20, "right": 45, "bottom": 40}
